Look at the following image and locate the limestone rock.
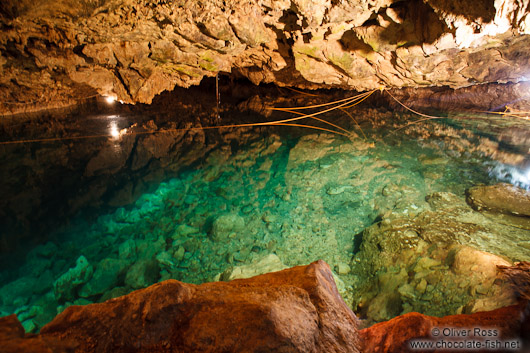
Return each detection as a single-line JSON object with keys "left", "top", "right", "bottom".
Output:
{"left": 220, "top": 253, "right": 287, "bottom": 281}
{"left": 124, "top": 259, "right": 159, "bottom": 289}
{"left": 1, "top": 261, "right": 529, "bottom": 353}
{"left": 40, "top": 260, "right": 360, "bottom": 353}
{"left": 336, "top": 262, "right": 351, "bottom": 275}
{"left": 174, "top": 224, "right": 199, "bottom": 237}
{"left": 452, "top": 246, "right": 511, "bottom": 278}
{"left": 2, "top": 0, "right": 530, "bottom": 115}
{"left": 211, "top": 213, "right": 245, "bottom": 241}
{"left": 53, "top": 255, "right": 93, "bottom": 303}
{"left": 467, "top": 183, "right": 530, "bottom": 217}
{"left": 155, "top": 251, "right": 176, "bottom": 270}
{"left": 0, "top": 277, "right": 36, "bottom": 307}
{"left": 351, "top": 191, "right": 525, "bottom": 324}
{"left": 78, "top": 258, "right": 128, "bottom": 298}
{"left": 469, "top": 290, "right": 516, "bottom": 314}
{"left": 118, "top": 239, "right": 137, "bottom": 260}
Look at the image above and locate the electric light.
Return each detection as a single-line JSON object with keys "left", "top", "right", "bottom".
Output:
{"left": 104, "top": 96, "right": 116, "bottom": 104}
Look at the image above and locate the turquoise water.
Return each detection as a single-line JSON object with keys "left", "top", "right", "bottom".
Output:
{"left": 0, "top": 107, "right": 529, "bottom": 332}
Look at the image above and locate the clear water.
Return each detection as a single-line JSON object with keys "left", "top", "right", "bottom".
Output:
{"left": 0, "top": 106, "right": 529, "bottom": 332}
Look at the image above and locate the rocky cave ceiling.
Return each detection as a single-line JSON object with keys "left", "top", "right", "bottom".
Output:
{"left": 0, "top": 0, "right": 529, "bottom": 115}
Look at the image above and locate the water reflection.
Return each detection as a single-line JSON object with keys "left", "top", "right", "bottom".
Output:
{"left": 490, "top": 162, "right": 530, "bottom": 189}
{"left": 104, "top": 114, "right": 128, "bottom": 143}
{"left": 109, "top": 121, "right": 119, "bottom": 138}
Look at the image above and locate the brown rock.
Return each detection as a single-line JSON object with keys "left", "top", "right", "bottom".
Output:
{"left": 360, "top": 302, "right": 530, "bottom": 353}
{"left": 452, "top": 246, "right": 511, "bottom": 279}
{"left": 466, "top": 183, "right": 530, "bottom": 217}
{"left": 40, "top": 260, "right": 359, "bottom": 352}
{"left": 498, "top": 261, "right": 530, "bottom": 300}
{"left": 0, "top": 315, "right": 24, "bottom": 342}
{"left": 0, "top": 314, "right": 76, "bottom": 353}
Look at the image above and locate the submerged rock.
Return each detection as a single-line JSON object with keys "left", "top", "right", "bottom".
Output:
{"left": 452, "top": 246, "right": 511, "bottom": 279}
{"left": 124, "top": 259, "right": 159, "bottom": 290}
{"left": 1, "top": 261, "right": 528, "bottom": 353}
{"left": 336, "top": 262, "right": 351, "bottom": 275}
{"left": 38, "top": 260, "right": 359, "bottom": 353}
{"left": 211, "top": 213, "right": 245, "bottom": 242}
{"left": 466, "top": 183, "right": 530, "bottom": 217}
{"left": 53, "top": 255, "right": 93, "bottom": 303}
{"left": 351, "top": 191, "right": 524, "bottom": 324}
{"left": 78, "top": 258, "right": 128, "bottom": 298}
{"left": 0, "top": 277, "right": 36, "bottom": 307}
{"left": 219, "top": 253, "right": 287, "bottom": 281}
{"left": 118, "top": 239, "right": 137, "bottom": 261}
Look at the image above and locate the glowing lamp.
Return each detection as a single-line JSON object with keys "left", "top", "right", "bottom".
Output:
{"left": 104, "top": 96, "right": 116, "bottom": 104}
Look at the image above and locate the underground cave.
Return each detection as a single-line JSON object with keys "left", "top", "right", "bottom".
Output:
{"left": 0, "top": 0, "right": 529, "bottom": 352}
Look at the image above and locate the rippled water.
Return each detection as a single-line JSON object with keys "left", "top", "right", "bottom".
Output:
{"left": 0, "top": 105, "right": 529, "bottom": 332}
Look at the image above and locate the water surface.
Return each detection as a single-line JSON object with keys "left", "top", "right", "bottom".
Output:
{"left": 1, "top": 105, "right": 529, "bottom": 332}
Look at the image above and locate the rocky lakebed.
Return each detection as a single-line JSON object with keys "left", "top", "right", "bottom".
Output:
{"left": 0, "top": 105, "right": 529, "bottom": 335}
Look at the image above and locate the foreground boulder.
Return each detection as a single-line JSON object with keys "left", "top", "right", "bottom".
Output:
{"left": 0, "top": 315, "right": 75, "bottom": 353}
{"left": 2, "top": 260, "right": 529, "bottom": 352}
{"left": 360, "top": 302, "right": 529, "bottom": 353}
{"left": 39, "top": 260, "right": 359, "bottom": 353}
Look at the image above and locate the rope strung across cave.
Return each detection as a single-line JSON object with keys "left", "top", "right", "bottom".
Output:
{"left": 0, "top": 90, "right": 375, "bottom": 144}
{"left": 383, "top": 89, "right": 450, "bottom": 134}
{"left": 2, "top": 87, "right": 517, "bottom": 145}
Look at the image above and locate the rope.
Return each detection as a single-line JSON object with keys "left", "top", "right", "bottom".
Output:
{"left": 0, "top": 89, "right": 382, "bottom": 145}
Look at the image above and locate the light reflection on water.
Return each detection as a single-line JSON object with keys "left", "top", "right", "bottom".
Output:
{"left": 109, "top": 121, "right": 119, "bottom": 138}
{"left": 489, "top": 162, "right": 530, "bottom": 189}
{"left": 104, "top": 114, "right": 128, "bottom": 150}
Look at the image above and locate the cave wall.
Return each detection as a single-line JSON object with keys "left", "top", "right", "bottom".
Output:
{"left": 0, "top": 0, "right": 529, "bottom": 114}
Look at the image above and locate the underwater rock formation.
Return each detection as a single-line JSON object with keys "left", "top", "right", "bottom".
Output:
{"left": 467, "top": 183, "right": 530, "bottom": 217}
{"left": 351, "top": 189, "right": 530, "bottom": 325}
{"left": 1, "top": 0, "right": 530, "bottom": 114}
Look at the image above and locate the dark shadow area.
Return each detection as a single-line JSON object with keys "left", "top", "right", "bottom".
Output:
{"left": 339, "top": 30, "right": 374, "bottom": 55}
{"left": 379, "top": 0, "right": 449, "bottom": 47}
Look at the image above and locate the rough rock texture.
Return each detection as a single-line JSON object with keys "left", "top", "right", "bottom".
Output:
{"left": 467, "top": 183, "right": 530, "bottom": 217}
{"left": 1, "top": 0, "right": 530, "bottom": 114}
{"left": 351, "top": 190, "right": 530, "bottom": 325}
{"left": 1, "top": 262, "right": 529, "bottom": 352}
{"left": 219, "top": 253, "right": 288, "bottom": 281}
{"left": 360, "top": 302, "right": 530, "bottom": 353}
{"left": 0, "top": 314, "right": 76, "bottom": 353}
{"left": 38, "top": 260, "right": 360, "bottom": 353}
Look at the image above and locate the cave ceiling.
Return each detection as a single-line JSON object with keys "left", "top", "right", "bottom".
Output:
{"left": 0, "top": 0, "right": 529, "bottom": 114}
